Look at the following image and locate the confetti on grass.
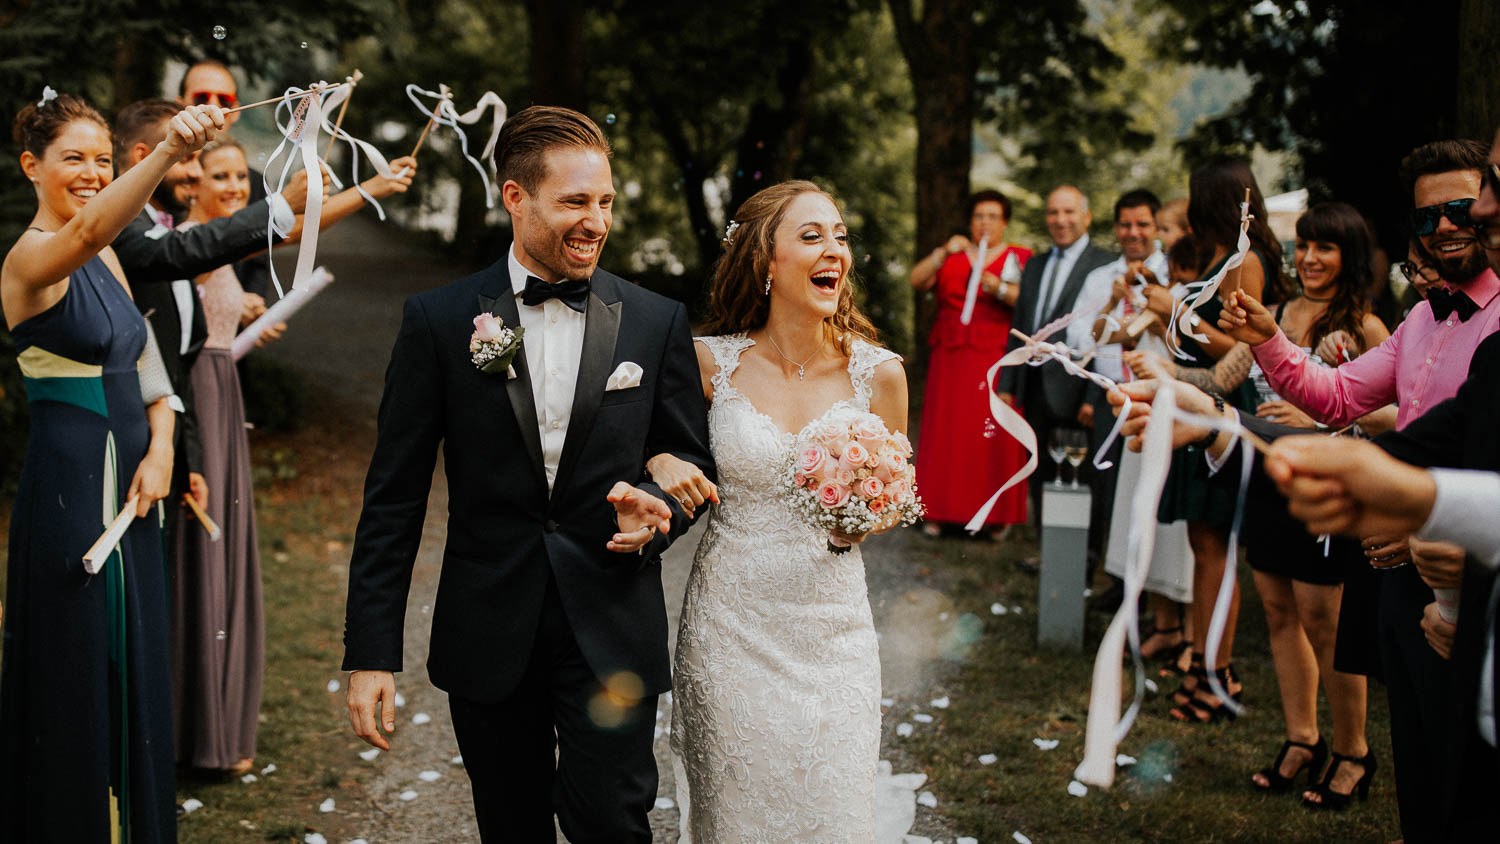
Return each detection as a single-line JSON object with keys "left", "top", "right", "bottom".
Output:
{"left": 319, "top": 798, "right": 335, "bottom": 813}
{"left": 916, "top": 791, "right": 938, "bottom": 808}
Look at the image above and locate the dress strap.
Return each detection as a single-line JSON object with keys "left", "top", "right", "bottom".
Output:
{"left": 847, "top": 337, "right": 901, "bottom": 407}
{"left": 694, "top": 333, "right": 755, "bottom": 397}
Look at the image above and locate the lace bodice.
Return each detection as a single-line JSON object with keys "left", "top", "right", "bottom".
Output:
{"left": 671, "top": 333, "right": 899, "bottom": 842}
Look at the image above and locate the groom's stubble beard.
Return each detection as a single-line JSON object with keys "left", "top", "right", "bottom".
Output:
{"left": 517, "top": 205, "right": 608, "bottom": 283}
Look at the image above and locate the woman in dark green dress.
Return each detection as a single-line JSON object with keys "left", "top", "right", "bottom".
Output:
{"left": 1, "top": 92, "right": 221, "bottom": 843}
{"left": 1156, "top": 161, "right": 1288, "bottom": 724}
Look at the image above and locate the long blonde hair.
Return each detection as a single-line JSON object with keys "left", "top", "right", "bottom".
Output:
{"left": 700, "top": 180, "right": 880, "bottom": 355}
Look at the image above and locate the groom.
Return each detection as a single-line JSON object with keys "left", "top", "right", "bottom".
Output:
{"left": 342, "top": 106, "right": 713, "bottom": 842}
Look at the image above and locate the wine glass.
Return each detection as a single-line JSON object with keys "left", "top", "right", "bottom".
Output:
{"left": 1046, "top": 429, "right": 1068, "bottom": 486}
{"left": 1063, "top": 429, "right": 1089, "bottom": 489}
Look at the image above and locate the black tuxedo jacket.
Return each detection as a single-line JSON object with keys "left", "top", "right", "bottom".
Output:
{"left": 341, "top": 260, "right": 714, "bottom": 703}
{"left": 997, "top": 239, "right": 1115, "bottom": 421}
{"left": 1373, "top": 331, "right": 1500, "bottom": 807}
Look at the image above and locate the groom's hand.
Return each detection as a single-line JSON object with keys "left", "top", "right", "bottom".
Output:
{"left": 607, "top": 481, "right": 671, "bottom": 553}
{"left": 347, "top": 670, "right": 397, "bottom": 750}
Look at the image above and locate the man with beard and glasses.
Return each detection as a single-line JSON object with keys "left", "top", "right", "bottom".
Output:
{"left": 1215, "top": 138, "right": 1496, "bottom": 840}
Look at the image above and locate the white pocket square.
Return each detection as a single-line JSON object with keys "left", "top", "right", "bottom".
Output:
{"left": 605, "top": 361, "right": 643, "bottom": 391}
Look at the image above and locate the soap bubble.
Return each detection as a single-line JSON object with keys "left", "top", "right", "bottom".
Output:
{"left": 605, "top": 113, "right": 616, "bottom": 124}
{"left": 300, "top": 41, "right": 308, "bottom": 49}
{"left": 212, "top": 25, "right": 226, "bottom": 40}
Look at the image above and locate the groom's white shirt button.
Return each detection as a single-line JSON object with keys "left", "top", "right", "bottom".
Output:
{"left": 510, "top": 245, "right": 586, "bottom": 491}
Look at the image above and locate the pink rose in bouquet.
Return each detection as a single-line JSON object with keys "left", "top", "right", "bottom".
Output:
{"left": 817, "top": 479, "right": 852, "bottom": 508}
{"left": 780, "top": 411, "right": 925, "bottom": 554}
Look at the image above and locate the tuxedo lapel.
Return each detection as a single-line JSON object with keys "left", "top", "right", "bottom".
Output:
{"left": 551, "top": 273, "right": 622, "bottom": 499}
{"left": 478, "top": 273, "right": 546, "bottom": 484}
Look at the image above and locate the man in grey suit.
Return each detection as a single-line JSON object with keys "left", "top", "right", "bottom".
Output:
{"left": 996, "top": 184, "right": 1115, "bottom": 536}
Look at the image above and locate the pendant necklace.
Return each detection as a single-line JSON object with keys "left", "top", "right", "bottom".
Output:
{"left": 766, "top": 332, "right": 820, "bottom": 380}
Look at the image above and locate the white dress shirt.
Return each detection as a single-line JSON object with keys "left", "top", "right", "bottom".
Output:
{"left": 508, "top": 246, "right": 587, "bottom": 491}
{"left": 1418, "top": 468, "right": 1500, "bottom": 746}
{"left": 1033, "top": 233, "right": 1093, "bottom": 328}
{"left": 1065, "top": 249, "right": 1170, "bottom": 383}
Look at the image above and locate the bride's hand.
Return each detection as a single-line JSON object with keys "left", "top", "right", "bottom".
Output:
{"left": 646, "top": 453, "right": 718, "bottom": 518}
{"left": 830, "top": 509, "right": 903, "bottom": 546}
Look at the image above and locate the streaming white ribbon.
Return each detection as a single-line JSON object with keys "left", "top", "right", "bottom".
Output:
{"left": 1076, "top": 389, "right": 1255, "bottom": 787}
{"left": 964, "top": 288, "right": 1129, "bottom": 532}
{"left": 313, "top": 76, "right": 407, "bottom": 221}
{"left": 1169, "top": 200, "right": 1253, "bottom": 357}
{"left": 263, "top": 84, "right": 329, "bottom": 298}
{"left": 405, "top": 83, "right": 508, "bottom": 208}
{"left": 959, "top": 237, "right": 989, "bottom": 326}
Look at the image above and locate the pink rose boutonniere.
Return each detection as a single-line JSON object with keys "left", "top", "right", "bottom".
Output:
{"left": 470, "top": 312, "right": 525, "bottom": 375}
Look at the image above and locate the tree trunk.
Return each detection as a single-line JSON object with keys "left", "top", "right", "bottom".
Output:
{"left": 523, "top": 0, "right": 587, "bottom": 109}
{"left": 888, "top": 0, "right": 975, "bottom": 374}
{"left": 1457, "top": 0, "right": 1500, "bottom": 139}
{"left": 111, "top": 33, "right": 161, "bottom": 112}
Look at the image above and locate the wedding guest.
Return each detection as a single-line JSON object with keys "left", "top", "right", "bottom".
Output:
{"left": 910, "top": 189, "right": 1032, "bottom": 537}
{"left": 1156, "top": 198, "right": 1189, "bottom": 250}
{"left": 997, "top": 185, "right": 1113, "bottom": 543}
{"left": 173, "top": 136, "right": 415, "bottom": 775}
{"left": 1068, "top": 190, "right": 1172, "bottom": 592}
{"left": 1158, "top": 160, "right": 1287, "bottom": 724}
{"left": 1108, "top": 234, "right": 1204, "bottom": 673}
{"left": 1241, "top": 202, "right": 1388, "bottom": 808}
{"left": 1, "top": 90, "right": 220, "bottom": 843}
{"left": 1221, "top": 138, "right": 1498, "bottom": 839}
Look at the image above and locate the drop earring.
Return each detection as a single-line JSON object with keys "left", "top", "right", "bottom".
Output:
{"left": 764, "top": 273, "right": 772, "bottom": 295}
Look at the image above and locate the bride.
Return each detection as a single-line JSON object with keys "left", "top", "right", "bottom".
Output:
{"left": 648, "top": 180, "right": 909, "bottom": 841}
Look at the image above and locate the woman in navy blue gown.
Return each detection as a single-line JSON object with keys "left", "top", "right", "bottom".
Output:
{"left": 1, "top": 91, "right": 221, "bottom": 843}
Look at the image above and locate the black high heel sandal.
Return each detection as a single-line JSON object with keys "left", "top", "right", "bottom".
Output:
{"left": 1302, "top": 751, "right": 1377, "bottom": 810}
{"left": 1251, "top": 737, "right": 1326, "bottom": 792}
{"left": 1170, "top": 664, "right": 1242, "bottom": 724}
{"left": 1139, "top": 625, "right": 1184, "bottom": 660}
{"left": 1169, "top": 653, "right": 1205, "bottom": 709}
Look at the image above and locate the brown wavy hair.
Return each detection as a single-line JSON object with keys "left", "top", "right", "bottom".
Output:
{"left": 701, "top": 180, "right": 880, "bottom": 355}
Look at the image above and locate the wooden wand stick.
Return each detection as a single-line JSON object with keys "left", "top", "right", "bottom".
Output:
{"left": 182, "top": 493, "right": 223, "bottom": 542}
{"left": 323, "top": 70, "right": 363, "bottom": 162}
{"left": 83, "top": 495, "right": 141, "bottom": 572}
{"left": 224, "top": 84, "right": 330, "bottom": 116}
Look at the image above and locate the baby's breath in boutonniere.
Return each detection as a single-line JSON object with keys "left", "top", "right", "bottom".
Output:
{"left": 470, "top": 312, "right": 524, "bottom": 374}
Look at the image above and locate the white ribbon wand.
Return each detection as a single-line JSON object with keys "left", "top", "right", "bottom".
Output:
{"left": 405, "top": 84, "right": 508, "bottom": 208}
{"left": 963, "top": 287, "right": 1127, "bottom": 532}
{"left": 312, "top": 78, "right": 409, "bottom": 220}
{"left": 323, "top": 70, "right": 363, "bottom": 163}
{"left": 1168, "top": 189, "right": 1253, "bottom": 359}
{"left": 958, "top": 237, "right": 989, "bottom": 326}
{"left": 83, "top": 495, "right": 141, "bottom": 574}
{"left": 262, "top": 83, "right": 331, "bottom": 298}
{"left": 1075, "top": 382, "right": 1271, "bottom": 787}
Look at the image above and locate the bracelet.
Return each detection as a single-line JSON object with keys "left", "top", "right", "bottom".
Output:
{"left": 1191, "top": 395, "right": 1227, "bottom": 449}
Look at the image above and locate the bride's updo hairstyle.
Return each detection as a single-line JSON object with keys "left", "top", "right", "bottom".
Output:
{"left": 13, "top": 92, "right": 108, "bottom": 160}
{"left": 702, "top": 179, "right": 880, "bottom": 355}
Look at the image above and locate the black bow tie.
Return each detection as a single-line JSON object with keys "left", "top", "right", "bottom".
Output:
{"left": 521, "top": 275, "right": 590, "bottom": 313}
{"left": 1428, "top": 286, "right": 1479, "bottom": 322}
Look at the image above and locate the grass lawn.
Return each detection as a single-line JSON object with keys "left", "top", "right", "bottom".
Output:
{"left": 890, "top": 532, "right": 1400, "bottom": 843}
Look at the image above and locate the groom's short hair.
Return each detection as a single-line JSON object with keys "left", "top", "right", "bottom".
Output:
{"left": 496, "top": 106, "right": 612, "bottom": 195}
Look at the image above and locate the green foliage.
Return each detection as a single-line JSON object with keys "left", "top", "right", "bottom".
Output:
{"left": 1155, "top": 0, "right": 1470, "bottom": 254}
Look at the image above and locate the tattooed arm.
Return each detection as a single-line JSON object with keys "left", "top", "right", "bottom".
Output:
{"left": 1172, "top": 342, "right": 1253, "bottom": 397}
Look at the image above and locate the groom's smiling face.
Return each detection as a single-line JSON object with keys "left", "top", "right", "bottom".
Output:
{"left": 506, "top": 146, "right": 615, "bottom": 283}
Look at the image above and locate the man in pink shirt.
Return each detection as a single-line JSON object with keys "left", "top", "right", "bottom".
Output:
{"left": 1223, "top": 138, "right": 1493, "bottom": 841}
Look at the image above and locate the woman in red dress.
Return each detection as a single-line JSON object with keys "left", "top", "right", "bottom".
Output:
{"left": 911, "top": 190, "right": 1032, "bottom": 537}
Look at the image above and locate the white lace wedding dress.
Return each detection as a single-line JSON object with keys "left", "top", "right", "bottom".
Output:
{"left": 671, "top": 333, "right": 896, "bottom": 842}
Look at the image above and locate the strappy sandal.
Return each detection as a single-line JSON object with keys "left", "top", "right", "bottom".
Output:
{"left": 1140, "top": 624, "right": 1184, "bottom": 660}
{"left": 1251, "top": 737, "right": 1326, "bottom": 792}
{"left": 1169, "top": 653, "right": 1205, "bottom": 709}
{"left": 1302, "top": 751, "right": 1377, "bottom": 810}
{"left": 1170, "top": 665, "right": 1241, "bottom": 724}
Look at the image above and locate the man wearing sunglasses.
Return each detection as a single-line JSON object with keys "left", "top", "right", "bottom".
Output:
{"left": 1218, "top": 137, "right": 1495, "bottom": 841}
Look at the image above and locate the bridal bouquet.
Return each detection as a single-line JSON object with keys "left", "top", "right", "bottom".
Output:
{"left": 784, "top": 412, "right": 924, "bottom": 554}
